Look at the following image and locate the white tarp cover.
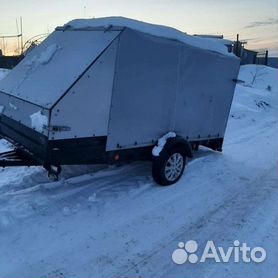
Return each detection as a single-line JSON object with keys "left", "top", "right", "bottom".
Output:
{"left": 0, "top": 30, "right": 120, "bottom": 108}
{"left": 66, "top": 17, "right": 232, "bottom": 56}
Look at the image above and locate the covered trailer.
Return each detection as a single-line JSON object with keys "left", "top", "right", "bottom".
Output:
{"left": 0, "top": 17, "right": 240, "bottom": 185}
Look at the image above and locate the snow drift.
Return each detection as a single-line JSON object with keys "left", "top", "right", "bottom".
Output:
{"left": 238, "top": 64, "right": 278, "bottom": 91}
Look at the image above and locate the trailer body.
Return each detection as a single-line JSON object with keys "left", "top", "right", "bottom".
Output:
{"left": 0, "top": 18, "right": 240, "bottom": 170}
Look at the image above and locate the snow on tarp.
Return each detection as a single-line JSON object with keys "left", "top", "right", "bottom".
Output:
{"left": 66, "top": 17, "right": 233, "bottom": 56}
{"left": 25, "top": 44, "right": 60, "bottom": 67}
{"left": 11, "top": 44, "right": 61, "bottom": 91}
{"left": 0, "top": 30, "right": 120, "bottom": 108}
{"left": 200, "top": 37, "right": 233, "bottom": 46}
{"left": 30, "top": 110, "right": 48, "bottom": 132}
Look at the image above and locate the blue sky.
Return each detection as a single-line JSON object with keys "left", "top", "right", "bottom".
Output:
{"left": 0, "top": 0, "right": 277, "bottom": 55}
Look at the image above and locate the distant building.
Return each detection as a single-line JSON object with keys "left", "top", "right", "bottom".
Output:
{"left": 267, "top": 57, "right": 278, "bottom": 68}
{"left": 257, "top": 57, "right": 278, "bottom": 68}
{"left": 194, "top": 34, "right": 277, "bottom": 67}
{"left": 241, "top": 49, "right": 257, "bottom": 65}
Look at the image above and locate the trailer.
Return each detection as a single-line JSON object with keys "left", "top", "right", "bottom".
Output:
{"left": 0, "top": 17, "right": 240, "bottom": 185}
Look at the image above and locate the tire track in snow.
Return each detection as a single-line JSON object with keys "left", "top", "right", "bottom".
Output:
{"left": 115, "top": 166, "right": 277, "bottom": 278}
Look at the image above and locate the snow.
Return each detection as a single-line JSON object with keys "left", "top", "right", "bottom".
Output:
{"left": 152, "top": 131, "right": 176, "bottom": 156}
{"left": 66, "top": 17, "right": 233, "bottom": 56}
{"left": 238, "top": 64, "right": 278, "bottom": 91}
{"left": 2, "top": 44, "right": 61, "bottom": 92}
{"left": 0, "top": 65, "right": 277, "bottom": 277}
{"left": 0, "top": 68, "right": 10, "bottom": 81}
{"left": 25, "top": 44, "right": 60, "bottom": 67}
{"left": 9, "top": 102, "right": 18, "bottom": 110}
{"left": 0, "top": 32, "right": 119, "bottom": 109}
{"left": 30, "top": 110, "right": 48, "bottom": 132}
{"left": 201, "top": 37, "right": 233, "bottom": 46}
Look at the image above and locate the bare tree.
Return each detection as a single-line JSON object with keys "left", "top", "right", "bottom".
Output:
{"left": 250, "top": 66, "right": 267, "bottom": 86}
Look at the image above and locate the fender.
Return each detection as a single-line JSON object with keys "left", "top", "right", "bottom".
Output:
{"left": 161, "top": 136, "right": 193, "bottom": 158}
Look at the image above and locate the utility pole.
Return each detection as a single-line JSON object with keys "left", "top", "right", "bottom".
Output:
{"left": 2, "top": 37, "right": 5, "bottom": 54}
{"left": 235, "top": 34, "right": 240, "bottom": 57}
{"left": 0, "top": 17, "right": 23, "bottom": 56}
{"left": 16, "top": 18, "right": 20, "bottom": 55}
{"left": 20, "top": 17, "right": 23, "bottom": 55}
{"left": 265, "top": 50, "right": 268, "bottom": 66}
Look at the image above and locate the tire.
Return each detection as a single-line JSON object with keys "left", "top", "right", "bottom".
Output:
{"left": 152, "top": 145, "right": 187, "bottom": 185}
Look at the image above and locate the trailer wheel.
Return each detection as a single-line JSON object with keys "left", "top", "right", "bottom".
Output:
{"left": 152, "top": 146, "right": 187, "bottom": 185}
{"left": 47, "top": 165, "right": 62, "bottom": 181}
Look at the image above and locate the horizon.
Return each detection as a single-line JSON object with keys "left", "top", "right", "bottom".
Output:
{"left": 0, "top": 0, "right": 277, "bottom": 56}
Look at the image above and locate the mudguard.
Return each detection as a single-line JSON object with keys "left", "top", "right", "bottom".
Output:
{"left": 160, "top": 136, "right": 193, "bottom": 158}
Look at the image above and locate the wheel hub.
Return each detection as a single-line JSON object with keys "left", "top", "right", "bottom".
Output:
{"left": 164, "top": 153, "right": 184, "bottom": 181}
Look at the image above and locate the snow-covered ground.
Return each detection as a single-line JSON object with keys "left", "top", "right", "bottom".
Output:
{"left": 0, "top": 65, "right": 277, "bottom": 278}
